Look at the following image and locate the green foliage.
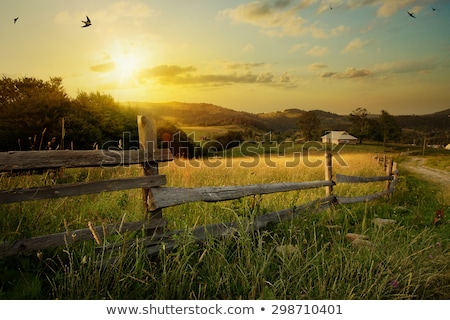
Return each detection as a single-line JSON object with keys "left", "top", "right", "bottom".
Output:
{"left": 297, "top": 111, "right": 320, "bottom": 141}
{"left": 0, "top": 76, "right": 70, "bottom": 151}
{"left": 67, "top": 91, "right": 138, "bottom": 150}
{"left": 0, "top": 77, "right": 138, "bottom": 151}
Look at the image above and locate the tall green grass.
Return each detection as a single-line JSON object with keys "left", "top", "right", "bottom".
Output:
{"left": 0, "top": 152, "right": 449, "bottom": 299}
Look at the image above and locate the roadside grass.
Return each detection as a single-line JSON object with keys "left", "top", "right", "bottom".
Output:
{"left": 0, "top": 151, "right": 449, "bottom": 299}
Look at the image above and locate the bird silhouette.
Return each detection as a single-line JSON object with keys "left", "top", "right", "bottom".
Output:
{"left": 14, "top": 17, "right": 19, "bottom": 24}
{"left": 407, "top": 11, "right": 416, "bottom": 18}
{"left": 330, "top": 5, "right": 333, "bottom": 10}
{"left": 81, "top": 16, "right": 91, "bottom": 27}
{"left": 431, "top": 6, "right": 436, "bottom": 11}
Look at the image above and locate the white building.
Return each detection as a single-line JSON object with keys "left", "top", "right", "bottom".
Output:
{"left": 321, "top": 131, "right": 358, "bottom": 145}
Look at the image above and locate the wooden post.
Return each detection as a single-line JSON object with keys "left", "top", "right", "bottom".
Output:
{"left": 385, "top": 157, "right": 393, "bottom": 191}
{"left": 324, "top": 152, "right": 333, "bottom": 196}
{"left": 137, "top": 115, "right": 162, "bottom": 219}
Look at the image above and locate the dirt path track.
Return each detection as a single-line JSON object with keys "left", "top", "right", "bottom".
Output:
{"left": 402, "top": 157, "right": 450, "bottom": 187}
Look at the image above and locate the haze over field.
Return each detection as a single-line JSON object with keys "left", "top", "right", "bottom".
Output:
{"left": 1, "top": 0, "right": 449, "bottom": 115}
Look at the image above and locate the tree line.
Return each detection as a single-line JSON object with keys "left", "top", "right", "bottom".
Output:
{"left": 296, "top": 108, "right": 402, "bottom": 147}
{"left": 0, "top": 76, "right": 138, "bottom": 152}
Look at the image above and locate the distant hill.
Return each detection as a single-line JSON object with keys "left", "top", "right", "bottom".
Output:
{"left": 124, "top": 101, "right": 351, "bottom": 133}
{"left": 395, "top": 108, "right": 450, "bottom": 132}
{"left": 123, "top": 101, "right": 449, "bottom": 141}
{"left": 125, "top": 101, "right": 269, "bottom": 131}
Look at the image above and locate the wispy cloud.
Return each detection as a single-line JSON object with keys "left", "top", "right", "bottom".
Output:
{"left": 55, "top": 1, "right": 154, "bottom": 25}
{"left": 289, "top": 43, "right": 310, "bottom": 53}
{"left": 306, "top": 45, "right": 329, "bottom": 56}
{"left": 90, "top": 62, "right": 115, "bottom": 73}
{"left": 319, "top": 57, "right": 439, "bottom": 81}
{"left": 320, "top": 67, "right": 371, "bottom": 79}
{"left": 242, "top": 43, "right": 255, "bottom": 53}
{"left": 308, "top": 62, "right": 328, "bottom": 71}
{"left": 138, "top": 63, "right": 297, "bottom": 88}
{"left": 372, "top": 58, "right": 438, "bottom": 75}
{"left": 218, "top": 0, "right": 345, "bottom": 38}
{"left": 341, "top": 38, "right": 370, "bottom": 53}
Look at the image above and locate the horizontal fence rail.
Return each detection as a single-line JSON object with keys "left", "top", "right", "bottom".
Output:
{"left": 0, "top": 149, "right": 173, "bottom": 172}
{"left": 0, "top": 175, "right": 167, "bottom": 204}
{"left": 150, "top": 180, "right": 335, "bottom": 209}
{"left": 0, "top": 218, "right": 168, "bottom": 257}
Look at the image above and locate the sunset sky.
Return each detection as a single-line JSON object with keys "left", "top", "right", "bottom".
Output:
{"left": 1, "top": 0, "right": 449, "bottom": 115}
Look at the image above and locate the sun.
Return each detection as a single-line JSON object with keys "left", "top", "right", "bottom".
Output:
{"left": 114, "top": 54, "right": 139, "bottom": 81}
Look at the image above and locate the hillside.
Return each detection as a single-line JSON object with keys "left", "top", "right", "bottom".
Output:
{"left": 124, "top": 101, "right": 449, "bottom": 143}
{"left": 125, "top": 101, "right": 351, "bottom": 133}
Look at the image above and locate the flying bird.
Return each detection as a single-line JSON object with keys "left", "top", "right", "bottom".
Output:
{"left": 407, "top": 11, "right": 416, "bottom": 18}
{"left": 431, "top": 6, "right": 436, "bottom": 11}
{"left": 14, "top": 17, "right": 19, "bottom": 24}
{"left": 81, "top": 16, "right": 91, "bottom": 27}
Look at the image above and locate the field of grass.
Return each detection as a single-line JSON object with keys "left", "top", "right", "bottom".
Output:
{"left": 0, "top": 149, "right": 449, "bottom": 299}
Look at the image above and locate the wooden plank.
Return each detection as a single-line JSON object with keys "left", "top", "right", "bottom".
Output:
{"left": 335, "top": 174, "right": 393, "bottom": 183}
{"left": 150, "top": 180, "right": 334, "bottom": 209}
{"left": 0, "top": 149, "right": 173, "bottom": 172}
{"left": 0, "top": 218, "right": 168, "bottom": 258}
{"left": 137, "top": 114, "right": 162, "bottom": 219}
{"left": 336, "top": 189, "right": 393, "bottom": 204}
{"left": 0, "top": 175, "right": 167, "bottom": 204}
{"left": 144, "top": 196, "right": 336, "bottom": 257}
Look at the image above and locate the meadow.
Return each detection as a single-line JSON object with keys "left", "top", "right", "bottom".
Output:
{"left": 0, "top": 148, "right": 449, "bottom": 299}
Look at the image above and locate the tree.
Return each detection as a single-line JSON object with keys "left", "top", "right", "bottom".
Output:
{"left": 0, "top": 76, "right": 70, "bottom": 151}
{"left": 297, "top": 111, "right": 320, "bottom": 141}
{"left": 66, "top": 91, "right": 138, "bottom": 150}
{"left": 349, "top": 108, "right": 369, "bottom": 143}
{"left": 379, "top": 109, "right": 401, "bottom": 147}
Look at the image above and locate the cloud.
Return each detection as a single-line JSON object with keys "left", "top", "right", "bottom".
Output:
{"left": 218, "top": 1, "right": 342, "bottom": 38}
{"left": 242, "top": 43, "right": 255, "bottom": 53}
{"left": 373, "top": 58, "right": 438, "bottom": 75}
{"left": 55, "top": 1, "right": 154, "bottom": 25}
{"left": 90, "top": 62, "right": 116, "bottom": 73}
{"left": 308, "top": 63, "right": 328, "bottom": 71}
{"left": 314, "top": 0, "right": 428, "bottom": 18}
{"left": 376, "top": 0, "right": 415, "bottom": 17}
{"left": 320, "top": 71, "right": 338, "bottom": 78}
{"left": 320, "top": 67, "right": 371, "bottom": 79}
{"left": 288, "top": 43, "right": 310, "bottom": 53}
{"left": 138, "top": 63, "right": 296, "bottom": 88}
{"left": 338, "top": 67, "right": 371, "bottom": 78}
{"left": 318, "top": 57, "right": 437, "bottom": 81}
{"left": 306, "top": 45, "right": 329, "bottom": 56}
{"left": 341, "top": 38, "right": 370, "bottom": 53}
{"left": 224, "top": 62, "right": 266, "bottom": 70}
{"left": 139, "top": 65, "right": 196, "bottom": 79}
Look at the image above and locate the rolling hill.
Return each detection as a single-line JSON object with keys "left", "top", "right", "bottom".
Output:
{"left": 122, "top": 101, "right": 449, "bottom": 143}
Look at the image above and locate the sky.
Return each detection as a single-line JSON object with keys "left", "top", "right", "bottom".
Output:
{"left": 1, "top": 0, "right": 449, "bottom": 115}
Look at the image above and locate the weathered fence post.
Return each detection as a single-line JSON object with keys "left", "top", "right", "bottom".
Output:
{"left": 137, "top": 115, "right": 162, "bottom": 219}
{"left": 324, "top": 152, "right": 333, "bottom": 196}
{"left": 385, "top": 157, "right": 393, "bottom": 191}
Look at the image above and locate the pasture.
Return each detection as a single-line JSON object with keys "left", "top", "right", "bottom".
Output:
{"left": 0, "top": 150, "right": 449, "bottom": 299}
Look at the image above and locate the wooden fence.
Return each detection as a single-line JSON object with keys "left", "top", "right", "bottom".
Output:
{"left": 0, "top": 116, "right": 398, "bottom": 259}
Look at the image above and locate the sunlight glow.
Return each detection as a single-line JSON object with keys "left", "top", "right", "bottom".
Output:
{"left": 114, "top": 54, "right": 139, "bottom": 82}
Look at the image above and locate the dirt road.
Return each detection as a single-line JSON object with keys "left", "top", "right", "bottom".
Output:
{"left": 402, "top": 157, "right": 450, "bottom": 187}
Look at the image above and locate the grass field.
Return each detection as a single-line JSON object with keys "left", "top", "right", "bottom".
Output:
{"left": 0, "top": 148, "right": 449, "bottom": 299}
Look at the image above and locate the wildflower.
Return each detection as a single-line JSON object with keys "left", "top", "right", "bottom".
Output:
{"left": 428, "top": 254, "right": 433, "bottom": 259}
{"left": 436, "top": 241, "right": 441, "bottom": 247}
{"left": 390, "top": 279, "right": 399, "bottom": 289}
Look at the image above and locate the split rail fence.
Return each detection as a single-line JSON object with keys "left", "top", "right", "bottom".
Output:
{"left": 0, "top": 116, "right": 398, "bottom": 259}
